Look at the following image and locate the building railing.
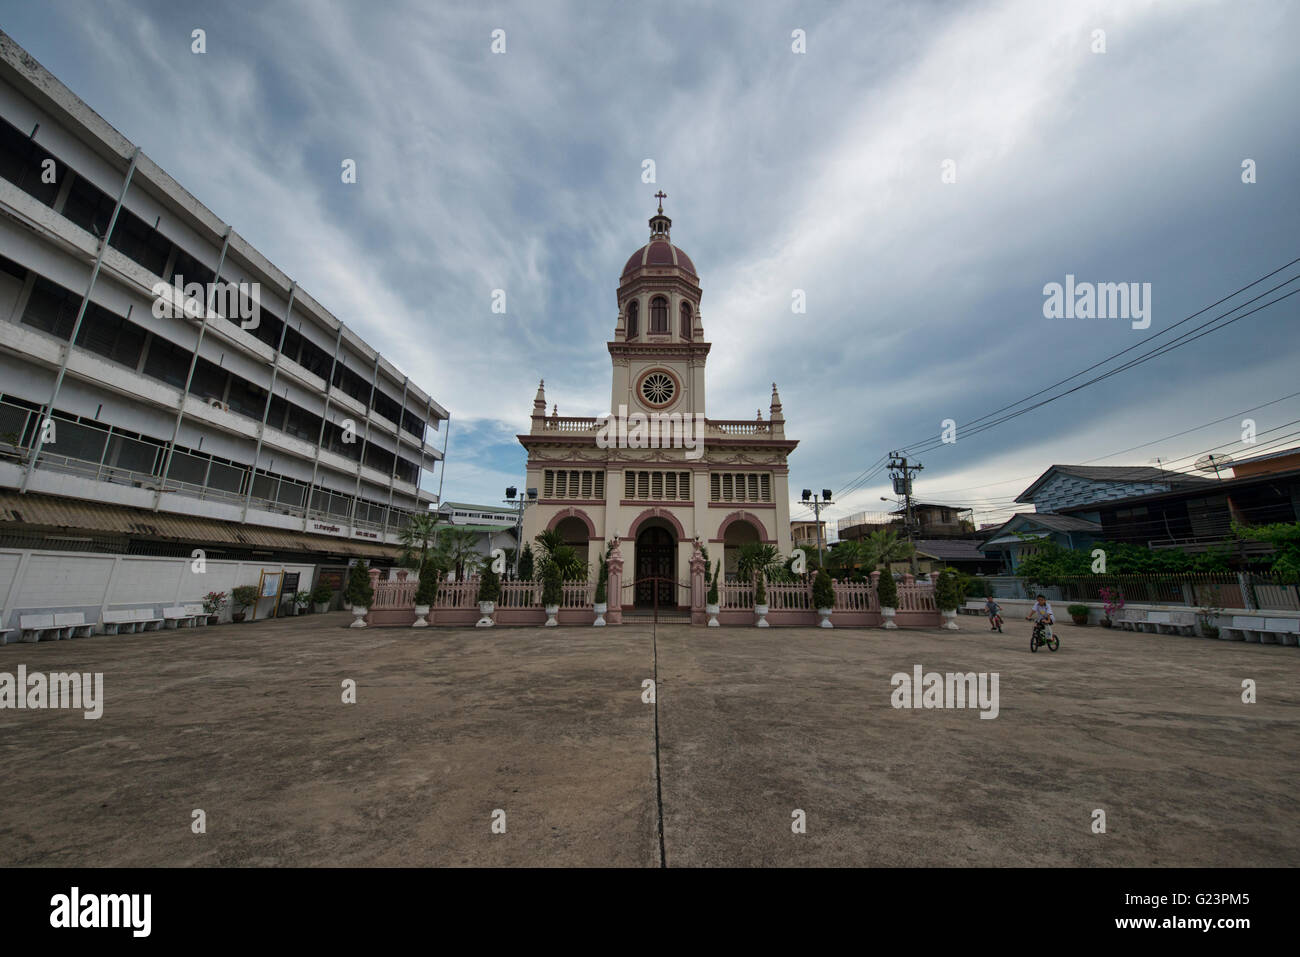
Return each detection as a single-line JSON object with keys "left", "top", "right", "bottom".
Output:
{"left": 0, "top": 397, "right": 428, "bottom": 538}
{"left": 707, "top": 420, "right": 772, "bottom": 435}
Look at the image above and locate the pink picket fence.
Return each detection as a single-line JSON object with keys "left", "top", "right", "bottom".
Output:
{"left": 367, "top": 575, "right": 595, "bottom": 627}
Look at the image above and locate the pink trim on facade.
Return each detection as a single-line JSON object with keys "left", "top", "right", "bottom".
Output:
{"left": 620, "top": 499, "right": 693, "bottom": 507}
{"left": 715, "top": 509, "right": 771, "bottom": 542}
{"left": 626, "top": 507, "right": 688, "bottom": 542}
{"left": 546, "top": 507, "right": 597, "bottom": 538}
{"left": 707, "top": 501, "right": 776, "bottom": 508}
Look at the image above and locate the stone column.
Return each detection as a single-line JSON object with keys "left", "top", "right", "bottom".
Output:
{"left": 689, "top": 540, "right": 706, "bottom": 625}
{"left": 606, "top": 540, "right": 624, "bottom": 625}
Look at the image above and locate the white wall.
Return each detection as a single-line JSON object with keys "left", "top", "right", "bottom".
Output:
{"left": 0, "top": 548, "right": 318, "bottom": 630}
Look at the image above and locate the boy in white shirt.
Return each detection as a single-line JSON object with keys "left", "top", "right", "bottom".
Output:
{"left": 1025, "top": 594, "right": 1054, "bottom": 640}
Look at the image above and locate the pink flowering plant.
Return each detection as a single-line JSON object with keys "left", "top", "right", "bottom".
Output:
{"left": 1098, "top": 586, "right": 1124, "bottom": 624}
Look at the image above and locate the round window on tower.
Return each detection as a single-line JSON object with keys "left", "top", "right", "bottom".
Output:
{"left": 637, "top": 369, "right": 678, "bottom": 408}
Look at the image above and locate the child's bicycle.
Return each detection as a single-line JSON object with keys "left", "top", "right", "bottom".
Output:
{"left": 1029, "top": 618, "right": 1059, "bottom": 653}
{"left": 988, "top": 613, "right": 1003, "bottom": 633}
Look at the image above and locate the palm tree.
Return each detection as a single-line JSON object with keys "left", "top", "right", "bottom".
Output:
{"left": 863, "top": 529, "right": 915, "bottom": 574}
{"left": 825, "top": 540, "right": 865, "bottom": 579}
{"left": 736, "top": 542, "right": 782, "bottom": 585}
{"left": 398, "top": 511, "right": 441, "bottom": 571}
{"left": 533, "top": 529, "right": 587, "bottom": 580}
{"left": 436, "top": 527, "right": 483, "bottom": 581}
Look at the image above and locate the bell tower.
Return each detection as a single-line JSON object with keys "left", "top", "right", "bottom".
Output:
{"left": 610, "top": 195, "right": 710, "bottom": 418}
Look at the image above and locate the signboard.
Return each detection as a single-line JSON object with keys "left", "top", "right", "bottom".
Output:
{"left": 310, "top": 522, "right": 347, "bottom": 537}
{"left": 316, "top": 567, "right": 346, "bottom": 592}
{"left": 252, "top": 569, "right": 283, "bottom": 622}
{"left": 276, "top": 572, "right": 301, "bottom": 617}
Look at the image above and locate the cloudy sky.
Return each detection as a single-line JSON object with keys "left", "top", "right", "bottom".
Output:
{"left": 4, "top": 0, "right": 1297, "bottom": 534}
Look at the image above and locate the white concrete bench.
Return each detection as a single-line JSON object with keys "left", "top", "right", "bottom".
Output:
{"left": 20, "top": 614, "right": 65, "bottom": 642}
{"left": 54, "top": 612, "right": 95, "bottom": 638}
{"left": 184, "top": 602, "right": 210, "bottom": 626}
{"left": 961, "top": 599, "right": 990, "bottom": 616}
{"left": 1220, "top": 615, "right": 1300, "bottom": 646}
{"left": 102, "top": 609, "right": 164, "bottom": 635}
{"left": 163, "top": 606, "right": 202, "bottom": 629}
{"left": 1116, "top": 609, "right": 1197, "bottom": 636}
{"left": 0, "top": 627, "right": 10, "bottom": 645}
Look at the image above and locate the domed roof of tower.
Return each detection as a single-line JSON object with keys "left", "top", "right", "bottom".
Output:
{"left": 621, "top": 193, "right": 697, "bottom": 279}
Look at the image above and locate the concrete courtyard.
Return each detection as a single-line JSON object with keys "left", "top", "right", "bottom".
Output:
{"left": 1, "top": 613, "right": 1295, "bottom": 867}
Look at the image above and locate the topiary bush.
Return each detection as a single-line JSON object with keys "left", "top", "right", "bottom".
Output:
{"left": 813, "top": 569, "right": 835, "bottom": 609}
{"left": 477, "top": 563, "right": 501, "bottom": 603}
{"left": 934, "top": 568, "right": 961, "bottom": 611}
{"left": 707, "top": 559, "right": 720, "bottom": 606}
{"left": 875, "top": 568, "right": 898, "bottom": 609}
{"left": 754, "top": 571, "right": 767, "bottom": 607}
{"left": 541, "top": 560, "right": 563, "bottom": 608}
{"left": 345, "top": 561, "right": 374, "bottom": 608}
{"left": 414, "top": 560, "right": 439, "bottom": 606}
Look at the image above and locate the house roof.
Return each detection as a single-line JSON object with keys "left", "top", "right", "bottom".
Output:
{"left": 912, "top": 539, "right": 991, "bottom": 561}
{"left": 1016, "top": 465, "right": 1216, "bottom": 503}
{"left": 977, "top": 512, "right": 1102, "bottom": 549}
{"left": 1229, "top": 445, "right": 1300, "bottom": 468}
{"left": 1054, "top": 464, "right": 1300, "bottom": 514}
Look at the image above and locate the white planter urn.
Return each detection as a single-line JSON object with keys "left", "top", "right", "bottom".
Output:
{"left": 942, "top": 609, "right": 959, "bottom": 631}
{"left": 544, "top": 604, "right": 560, "bottom": 627}
{"left": 350, "top": 605, "right": 368, "bottom": 628}
{"left": 817, "top": 607, "right": 833, "bottom": 629}
{"left": 476, "top": 601, "right": 496, "bottom": 628}
{"left": 705, "top": 602, "right": 720, "bottom": 627}
{"left": 881, "top": 607, "right": 898, "bottom": 629}
{"left": 593, "top": 602, "right": 607, "bottom": 627}
{"left": 755, "top": 603, "right": 770, "bottom": 628}
{"left": 412, "top": 604, "right": 430, "bottom": 628}
{"left": 314, "top": 602, "right": 329, "bottom": 614}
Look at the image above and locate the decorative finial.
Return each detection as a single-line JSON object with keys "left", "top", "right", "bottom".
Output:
{"left": 654, "top": 190, "right": 667, "bottom": 213}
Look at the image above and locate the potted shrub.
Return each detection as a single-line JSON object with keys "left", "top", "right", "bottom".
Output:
{"left": 1068, "top": 603, "right": 1090, "bottom": 626}
{"left": 291, "top": 591, "right": 311, "bottom": 616}
{"left": 310, "top": 582, "right": 333, "bottom": 614}
{"left": 876, "top": 568, "right": 898, "bottom": 629}
{"left": 202, "top": 590, "right": 227, "bottom": 625}
{"left": 476, "top": 562, "right": 500, "bottom": 628}
{"left": 593, "top": 541, "right": 613, "bottom": 627}
{"left": 934, "top": 568, "right": 961, "bottom": 630}
{"left": 705, "top": 560, "right": 721, "bottom": 628}
{"left": 345, "top": 561, "right": 374, "bottom": 628}
{"left": 813, "top": 569, "right": 835, "bottom": 628}
{"left": 754, "top": 570, "right": 769, "bottom": 628}
{"left": 231, "top": 585, "right": 258, "bottom": 623}
{"left": 1099, "top": 587, "right": 1123, "bottom": 628}
{"left": 413, "top": 560, "right": 437, "bottom": 628}
{"left": 541, "top": 560, "right": 563, "bottom": 627}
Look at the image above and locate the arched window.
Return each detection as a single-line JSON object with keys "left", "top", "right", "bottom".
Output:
{"left": 680, "top": 302, "right": 692, "bottom": 339}
{"left": 626, "top": 300, "right": 638, "bottom": 339}
{"left": 650, "top": 296, "right": 669, "bottom": 334}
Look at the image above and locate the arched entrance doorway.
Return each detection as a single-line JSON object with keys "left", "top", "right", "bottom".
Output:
{"left": 635, "top": 524, "right": 676, "bottom": 607}
{"left": 723, "top": 519, "right": 761, "bottom": 580}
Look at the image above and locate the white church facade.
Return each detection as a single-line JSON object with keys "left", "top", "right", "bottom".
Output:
{"left": 519, "top": 200, "right": 797, "bottom": 609}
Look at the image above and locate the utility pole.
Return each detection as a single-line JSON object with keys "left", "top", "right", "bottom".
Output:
{"left": 800, "top": 489, "right": 834, "bottom": 572}
{"left": 503, "top": 483, "right": 536, "bottom": 577}
{"left": 888, "top": 453, "right": 923, "bottom": 574}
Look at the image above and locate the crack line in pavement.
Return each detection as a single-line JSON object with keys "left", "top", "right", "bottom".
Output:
{"left": 652, "top": 615, "right": 666, "bottom": 868}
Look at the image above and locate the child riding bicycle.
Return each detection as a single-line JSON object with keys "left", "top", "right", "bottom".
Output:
{"left": 1025, "top": 594, "right": 1054, "bottom": 640}
{"left": 984, "top": 595, "right": 1003, "bottom": 632}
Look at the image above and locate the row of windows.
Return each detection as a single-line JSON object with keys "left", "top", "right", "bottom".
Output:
{"left": 0, "top": 114, "right": 427, "bottom": 441}
{"left": 15, "top": 268, "right": 421, "bottom": 485}
{"left": 543, "top": 469, "right": 605, "bottom": 500}
{"left": 710, "top": 473, "right": 772, "bottom": 503}
{"left": 1, "top": 394, "right": 413, "bottom": 529}
{"left": 625, "top": 297, "right": 693, "bottom": 339}
{"left": 625, "top": 470, "right": 692, "bottom": 501}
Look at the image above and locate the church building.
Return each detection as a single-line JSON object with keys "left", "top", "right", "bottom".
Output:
{"left": 519, "top": 199, "right": 797, "bottom": 610}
